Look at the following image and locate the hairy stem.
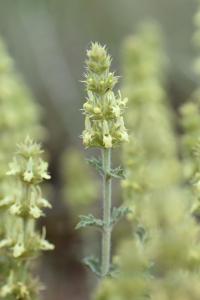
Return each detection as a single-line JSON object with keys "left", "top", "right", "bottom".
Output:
{"left": 101, "top": 148, "right": 112, "bottom": 277}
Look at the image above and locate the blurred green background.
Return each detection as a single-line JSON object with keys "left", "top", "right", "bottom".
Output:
{"left": 0, "top": 0, "right": 198, "bottom": 299}
{"left": 0, "top": 0, "right": 197, "bottom": 148}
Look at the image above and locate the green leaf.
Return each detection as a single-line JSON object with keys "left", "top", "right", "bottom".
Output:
{"left": 108, "top": 263, "right": 120, "bottom": 278}
{"left": 111, "top": 206, "right": 131, "bottom": 227}
{"left": 83, "top": 256, "right": 101, "bottom": 277}
{"left": 109, "top": 166, "right": 126, "bottom": 179}
{"left": 86, "top": 157, "right": 104, "bottom": 175}
{"left": 83, "top": 257, "right": 120, "bottom": 277}
{"left": 136, "top": 225, "right": 147, "bottom": 243}
{"left": 76, "top": 214, "right": 103, "bottom": 230}
{"left": 86, "top": 158, "right": 126, "bottom": 180}
{"left": 84, "top": 257, "right": 118, "bottom": 277}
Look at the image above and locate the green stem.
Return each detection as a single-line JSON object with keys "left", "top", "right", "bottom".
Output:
{"left": 101, "top": 148, "right": 112, "bottom": 277}
{"left": 22, "top": 184, "right": 30, "bottom": 280}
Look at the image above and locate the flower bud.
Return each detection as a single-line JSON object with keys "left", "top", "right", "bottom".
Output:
{"left": 103, "top": 134, "right": 112, "bottom": 148}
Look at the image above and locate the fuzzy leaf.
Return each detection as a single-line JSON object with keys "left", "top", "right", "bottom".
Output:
{"left": 108, "top": 263, "right": 120, "bottom": 278}
{"left": 111, "top": 206, "right": 131, "bottom": 227}
{"left": 109, "top": 166, "right": 126, "bottom": 179}
{"left": 76, "top": 214, "right": 103, "bottom": 230}
{"left": 83, "top": 256, "right": 101, "bottom": 276}
{"left": 86, "top": 157, "right": 104, "bottom": 175}
{"left": 84, "top": 257, "right": 119, "bottom": 277}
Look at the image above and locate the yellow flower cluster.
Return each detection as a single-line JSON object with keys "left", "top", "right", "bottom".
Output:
{"left": 0, "top": 138, "right": 54, "bottom": 299}
{"left": 82, "top": 43, "right": 128, "bottom": 149}
{"left": 0, "top": 37, "right": 46, "bottom": 299}
{"left": 0, "top": 271, "right": 39, "bottom": 300}
{"left": 5, "top": 137, "right": 51, "bottom": 219}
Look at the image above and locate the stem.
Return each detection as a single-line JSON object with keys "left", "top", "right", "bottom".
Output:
{"left": 22, "top": 184, "right": 29, "bottom": 279}
{"left": 101, "top": 148, "right": 112, "bottom": 277}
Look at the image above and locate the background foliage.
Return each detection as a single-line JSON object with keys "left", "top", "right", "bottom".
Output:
{"left": 0, "top": 1, "right": 199, "bottom": 299}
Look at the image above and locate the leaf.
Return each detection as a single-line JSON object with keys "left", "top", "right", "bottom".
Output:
{"left": 110, "top": 206, "right": 132, "bottom": 227}
{"left": 109, "top": 166, "right": 126, "bottom": 179}
{"left": 86, "top": 158, "right": 126, "bottom": 180}
{"left": 86, "top": 157, "right": 104, "bottom": 175}
{"left": 84, "top": 257, "right": 118, "bottom": 277}
{"left": 83, "top": 256, "right": 101, "bottom": 276}
{"left": 76, "top": 214, "right": 103, "bottom": 230}
{"left": 108, "top": 263, "right": 120, "bottom": 278}
{"left": 136, "top": 225, "right": 147, "bottom": 243}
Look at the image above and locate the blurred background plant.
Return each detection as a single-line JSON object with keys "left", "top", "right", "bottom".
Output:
{"left": 0, "top": 137, "right": 53, "bottom": 300}
{"left": 61, "top": 147, "right": 100, "bottom": 277}
{"left": 178, "top": 0, "right": 200, "bottom": 220}
{"left": 94, "top": 15, "right": 200, "bottom": 300}
{"left": 0, "top": 37, "right": 44, "bottom": 296}
{"left": 0, "top": 0, "right": 199, "bottom": 299}
{"left": 61, "top": 148, "right": 99, "bottom": 217}
{"left": 94, "top": 188, "right": 200, "bottom": 300}
{"left": 121, "top": 22, "right": 181, "bottom": 230}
